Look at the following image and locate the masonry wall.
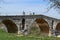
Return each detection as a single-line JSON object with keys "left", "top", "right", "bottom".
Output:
{"left": 0, "top": 15, "right": 60, "bottom": 36}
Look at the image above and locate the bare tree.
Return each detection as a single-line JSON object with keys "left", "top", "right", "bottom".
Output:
{"left": 45, "top": 0, "right": 60, "bottom": 12}
{"left": 50, "top": 0, "right": 60, "bottom": 9}
{"left": 0, "top": 0, "right": 5, "bottom": 3}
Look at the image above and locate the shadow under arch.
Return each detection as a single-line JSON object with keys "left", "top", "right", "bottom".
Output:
{"left": 55, "top": 22, "right": 60, "bottom": 36}
{"left": 35, "top": 18, "right": 49, "bottom": 35}
{"left": 2, "top": 19, "right": 18, "bottom": 33}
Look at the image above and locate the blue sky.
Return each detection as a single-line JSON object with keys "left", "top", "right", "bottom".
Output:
{"left": 0, "top": 0, "right": 57, "bottom": 15}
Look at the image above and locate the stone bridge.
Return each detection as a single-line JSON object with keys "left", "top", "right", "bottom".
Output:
{"left": 0, "top": 15, "right": 60, "bottom": 36}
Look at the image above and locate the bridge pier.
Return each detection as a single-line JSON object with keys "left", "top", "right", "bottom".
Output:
{"left": 21, "top": 19, "right": 34, "bottom": 35}
{"left": 52, "top": 20, "right": 58, "bottom": 36}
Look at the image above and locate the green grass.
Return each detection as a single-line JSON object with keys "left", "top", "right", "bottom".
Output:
{"left": 0, "top": 30, "right": 60, "bottom": 40}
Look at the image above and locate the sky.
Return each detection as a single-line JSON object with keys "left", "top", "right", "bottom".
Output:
{"left": 0, "top": 0, "right": 58, "bottom": 15}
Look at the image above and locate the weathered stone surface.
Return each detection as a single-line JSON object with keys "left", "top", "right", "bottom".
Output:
{"left": 0, "top": 15, "right": 59, "bottom": 36}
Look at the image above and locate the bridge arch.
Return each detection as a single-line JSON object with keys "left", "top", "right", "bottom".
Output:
{"left": 30, "top": 18, "right": 49, "bottom": 36}
{"left": 55, "top": 22, "right": 60, "bottom": 36}
{"left": 2, "top": 19, "right": 18, "bottom": 33}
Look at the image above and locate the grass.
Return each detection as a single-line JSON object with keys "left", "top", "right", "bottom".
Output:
{"left": 0, "top": 30, "right": 60, "bottom": 40}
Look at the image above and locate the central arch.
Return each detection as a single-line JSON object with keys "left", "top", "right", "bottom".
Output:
{"left": 30, "top": 18, "right": 49, "bottom": 36}
{"left": 35, "top": 18, "right": 49, "bottom": 33}
{"left": 2, "top": 19, "right": 18, "bottom": 33}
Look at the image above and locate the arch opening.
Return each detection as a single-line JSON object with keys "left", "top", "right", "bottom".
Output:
{"left": 56, "top": 22, "right": 60, "bottom": 36}
{"left": 30, "top": 18, "right": 49, "bottom": 36}
{"left": 2, "top": 19, "right": 18, "bottom": 33}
